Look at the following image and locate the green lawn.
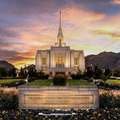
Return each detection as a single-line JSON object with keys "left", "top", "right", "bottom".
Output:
{"left": 0, "top": 79, "right": 24, "bottom": 84}
{"left": 27, "top": 79, "right": 53, "bottom": 86}
{"left": 98, "top": 79, "right": 120, "bottom": 84}
{"left": 27, "top": 79, "right": 93, "bottom": 86}
{"left": 106, "top": 80, "right": 120, "bottom": 84}
{"left": 67, "top": 79, "right": 93, "bottom": 86}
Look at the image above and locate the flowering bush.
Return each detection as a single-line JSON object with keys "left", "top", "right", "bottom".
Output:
{"left": 95, "top": 81, "right": 120, "bottom": 90}
{"left": 0, "top": 89, "right": 18, "bottom": 109}
{"left": 99, "top": 92, "right": 120, "bottom": 108}
{"left": 0, "top": 80, "right": 25, "bottom": 87}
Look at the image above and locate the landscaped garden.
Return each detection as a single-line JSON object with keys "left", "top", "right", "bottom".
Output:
{"left": 1, "top": 87, "right": 120, "bottom": 119}
{"left": 1, "top": 66, "right": 120, "bottom": 119}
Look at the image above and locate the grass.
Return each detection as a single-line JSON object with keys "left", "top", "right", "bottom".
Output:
{"left": 0, "top": 79, "right": 24, "bottom": 84}
{"left": 106, "top": 80, "right": 120, "bottom": 84}
{"left": 67, "top": 79, "right": 93, "bottom": 86}
{"left": 97, "top": 79, "right": 120, "bottom": 84}
{"left": 27, "top": 79, "right": 53, "bottom": 86}
{"left": 27, "top": 79, "right": 93, "bottom": 86}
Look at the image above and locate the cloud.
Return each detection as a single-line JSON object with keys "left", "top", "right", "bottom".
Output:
{"left": 60, "top": 5, "right": 105, "bottom": 25}
{"left": 0, "top": 49, "right": 34, "bottom": 64}
{"left": 111, "top": 0, "right": 120, "bottom": 4}
{"left": 92, "top": 30, "right": 120, "bottom": 38}
{"left": 0, "top": 0, "right": 120, "bottom": 68}
{"left": 0, "top": 27, "right": 18, "bottom": 38}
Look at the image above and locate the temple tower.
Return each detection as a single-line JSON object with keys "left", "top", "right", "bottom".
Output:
{"left": 55, "top": 11, "right": 66, "bottom": 47}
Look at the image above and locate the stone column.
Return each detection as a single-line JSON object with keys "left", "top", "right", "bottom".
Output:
{"left": 47, "top": 52, "right": 49, "bottom": 69}
{"left": 79, "top": 51, "right": 85, "bottom": 71}
{"left": 71, "top": 51, "right": 74, "bottom": 69}
{"left": 36, "top": 52, "right": 41, "bottom": 70}
{"left": 66, "top": 50, "right": 70, "bottom": 68}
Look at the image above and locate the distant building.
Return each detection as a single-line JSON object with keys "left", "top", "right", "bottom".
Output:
{"left": 35, "top": 11, "right": 85, "bottom": 78}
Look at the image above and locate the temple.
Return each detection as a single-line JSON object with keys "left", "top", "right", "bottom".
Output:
{"left": 35, "top": 11, "right": 85, "bottom": 78}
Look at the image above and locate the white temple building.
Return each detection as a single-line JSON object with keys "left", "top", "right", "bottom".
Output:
{"left": 35, "top": 11, "right": 85, "bottom": 78}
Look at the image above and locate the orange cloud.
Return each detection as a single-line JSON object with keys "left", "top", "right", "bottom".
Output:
{"left": 60, "top": 7, "right": 105, "bottom": 24}
{"left": 111, "top": 0, "right": 120, "bottom": 4}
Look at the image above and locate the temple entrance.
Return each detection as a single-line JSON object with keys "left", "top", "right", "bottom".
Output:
{"left": 55, "top": 72, "right": 65, "bottom": 75}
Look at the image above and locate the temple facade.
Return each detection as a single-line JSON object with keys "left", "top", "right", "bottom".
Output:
{"left": 35, "top": 11, "right": 85, "bottom": 78}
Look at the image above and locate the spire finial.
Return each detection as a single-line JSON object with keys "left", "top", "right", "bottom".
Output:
{"left": 59, "top": 11, "right": 61, "bottom": 28}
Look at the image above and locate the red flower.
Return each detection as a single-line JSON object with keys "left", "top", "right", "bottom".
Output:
{"left": 7, "top": 92, "right": 11, "bottom": 94}
{"left": 2, "top": 93, "right": 6, "bottom": 95}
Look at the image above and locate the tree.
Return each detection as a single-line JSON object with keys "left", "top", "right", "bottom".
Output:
{"left": 19, "top": 67, "right": 25, "bottom": 77}
{"left": 0, "top": 67, "right": 7, "bottom": 77}
{"left": 11, "top": 68, "right": 17, "bottom": 78}
{"left": 104, "top": 68, "right": 112, "bottom": 78}
{"left": 28, "top": 68, "right": 36, "bottom": 77}
{"left": 86, "top": 67, "right": 94, "bottom": 78}
{"left": 94, "top": 66, "right": 102, "bottom": 79}
{"left": 113, "top": 70, "right": 120, "bottom": 77}
{"left": 8, "top": 69, "right": 12, "bottom": 77}
{"left": 100, "top": 74, "right": 107, "bottom": 82}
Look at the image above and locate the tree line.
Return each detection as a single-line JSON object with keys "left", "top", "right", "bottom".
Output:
{"left": 1, "top": 65, "right": 120, "bottom": 79}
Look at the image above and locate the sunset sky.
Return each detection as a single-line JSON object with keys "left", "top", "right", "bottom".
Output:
{"left": 0, "top": 0, "right": 120, "bottom": 68}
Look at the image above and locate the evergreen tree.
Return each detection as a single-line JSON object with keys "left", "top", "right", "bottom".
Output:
{"left": 19, "top": 67, "right": 25, "bottom": 77}
{"left": 104, "top": 68, "right": 112, "bottom": 78}
{"left": 8, "top": 69, "right": 12, "bottom": 77}
{"left": 11, "top": 68, "right": 17, "bottom": 78}
{"left": 0, "top": 67, "right": 7, "bottom": 77}
{"left": 94, "top": 66, "right": 102, "bottom": 79}
{"left": 113, "top": 70, "right": 120, "bottom": 77}
{"left": 86, "top": 67, "right": 94, "bottom": 78}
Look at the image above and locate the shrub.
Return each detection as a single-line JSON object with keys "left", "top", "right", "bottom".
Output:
{"left": 0, "top": 90, "right": 18, "bottom": 109}
{"left": 71, "top": 74, "right": 83, "bottom": 79}
{"left": 36, "top": 74, "right": 49, "bottom": 79}
{"left": 99, "top": 92, "right": 120, "bottom": 108}
{"left": 1, "top": 80, "right": 25, "bottom": 87}
{"left": 28, "top": 77, "right": 36, "bottom": 82}
{"left": 53, "top": 74, "right": 67, "bottom": 86}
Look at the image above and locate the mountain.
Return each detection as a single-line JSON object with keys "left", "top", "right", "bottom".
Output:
{"left": 85, "top": 52, "right": 120, "bottom": 70}
{"left": 0, "top": 60, "right": 15, "bottom": 70}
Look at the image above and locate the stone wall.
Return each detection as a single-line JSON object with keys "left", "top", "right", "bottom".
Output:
{"left": 19, "top": 86, "right": 99, "bottom": 110}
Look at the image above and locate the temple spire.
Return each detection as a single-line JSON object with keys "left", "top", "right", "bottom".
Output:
{"left": 59, "top": 11, "right": 61, "bottom": 28}
{"left": 55, "top": 11, "right": 66, "bottom": 47}
{"left": 57, "top": 11, "right": 63, "bottom": 38}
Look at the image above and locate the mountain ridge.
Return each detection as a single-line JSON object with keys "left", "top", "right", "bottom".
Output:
{"left": 0, "top": 60, "right": 15, "bottom": 70}
{"left": 85, "top": 51, "right": 120, "bottom": 70}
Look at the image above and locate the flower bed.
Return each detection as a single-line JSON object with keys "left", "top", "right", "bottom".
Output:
{"left": 0, "top": 77, "right": 36, "bottom": 87}
{"left": 1, "top": 88, "right": 120, "bottom": 119}
{"left": 0, "top": 108, "right": 120, "bottom": 120}
{"left": 95, "top": 81, "right": 120, "bottom": 90}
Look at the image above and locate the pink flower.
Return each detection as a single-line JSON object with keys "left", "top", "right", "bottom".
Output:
{"left": 110, "top": 91, "right": 113, "bottom": 93}
{"left": 7, "top": 92, "right": 11, "bottom": 94}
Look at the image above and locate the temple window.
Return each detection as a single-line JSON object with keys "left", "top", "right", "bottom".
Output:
{"left": 56, "top": 57, "right": 65, "bottom": 68}
{"left": 42, "top": 58, "right": 46, "bottom": 65}
{"left": 74, "top": 58, "right": 78, "bottom": 65}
